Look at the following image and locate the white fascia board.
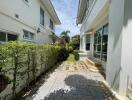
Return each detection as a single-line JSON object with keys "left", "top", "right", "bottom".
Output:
{"left": 41, "top": 0, "right": 61, "bottom": 25}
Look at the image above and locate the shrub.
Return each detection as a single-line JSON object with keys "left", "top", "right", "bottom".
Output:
{"left": 0, "top": 41, "right": 60, "bottom": 100}
{"left": 58, "top": 48, "right": 69, "bottom": 62}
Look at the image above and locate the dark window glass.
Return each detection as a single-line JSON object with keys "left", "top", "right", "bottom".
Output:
{"left": 86, "top": 35, "right": 90, "bottom": 50}
{"left": 97, "top": 44, "right": 101, "bottom": 51}
{"left": 40, "top": 7, "right": 44, "bottom": 26}
{"left": 7, "top": 34, "right": 17, "bottom": 41}
{"left": 102, "top": 24, "right": 108, "bottom": 61}
{"left": 86, "top": 43, "right": 90, "bottom": 50}
{"left": 50, "top": 19, "right": 54, "bottom": 30}
{"left": 0, "top": 32, "right": 6, "bottom": 41}
{"left": 94, "top": 25, "right": 109, "bottom": 61}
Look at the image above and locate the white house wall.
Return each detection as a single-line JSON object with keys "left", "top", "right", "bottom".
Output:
{"left": 79, "top": 0, "right": 132, "bottom": 97}
{"left": 120, "top": 0, "right": 132, "bottom": 95}
{"left": 0, "top": 0, "right": 55, "bottom": 44}
{"left": 106, "top": 0, "right": 124, "bottom": 93}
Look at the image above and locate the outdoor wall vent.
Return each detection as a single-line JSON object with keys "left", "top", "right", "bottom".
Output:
{"left": 15, "top": 14, "right": 19, "bottom": 19}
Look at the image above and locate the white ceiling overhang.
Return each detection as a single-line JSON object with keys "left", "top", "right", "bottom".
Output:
{"left": 77, "top": 0, "right": 87, "bottom": 24}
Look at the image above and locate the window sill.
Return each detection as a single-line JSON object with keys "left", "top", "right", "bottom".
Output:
{"left": 39, "top": 24, "right": 45, "bottom": 29}
{"left": 23, "top": 38, "right": 34, "bottom": 42}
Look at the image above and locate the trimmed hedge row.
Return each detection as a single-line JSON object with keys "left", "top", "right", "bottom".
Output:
{"left": 0, "top": 42, "right": 60, "bottom": 100}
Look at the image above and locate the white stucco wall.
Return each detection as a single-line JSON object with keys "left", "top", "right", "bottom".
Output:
{"left": 0, "top": 0, "right": 55, "bottom": 44}
{"left": 119, "top": 0, "right": 132, "bottom": 95}
{"left": 79, "top": 0, "right": 132, "bottom": 96}
{"left": 106, "top": 0, "right": 124, "bottom": 93}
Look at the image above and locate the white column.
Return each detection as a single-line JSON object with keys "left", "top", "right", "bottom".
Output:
{"left": 80, "top": 36, "right": 83, "bottom": 51}
{"left": 82, "top": 34, "right": 86, "bottom": 51}
{"left": 80, "top": 34, "right": 86, "bottom": 51}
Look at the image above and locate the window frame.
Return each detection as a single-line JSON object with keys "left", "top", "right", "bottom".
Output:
{"left": 94, "top": 23, "right": 109, "bottom": 61}
{"left": 40, "top": 7, "right": 44, "bottom": 26}
{"left": 23, "top": 30, "right": 34, "bottom": 40}
{"left": 86, "top": 34, "right": 91, "bottom": 51}
{"left": 0, "top": 31, "right": 18, "bottom": 42}
{"left": 102, "top": 24, "right": 109, "bottom": 61}
{"left": 49, "top": 19, "right": 54, "bottom": 30}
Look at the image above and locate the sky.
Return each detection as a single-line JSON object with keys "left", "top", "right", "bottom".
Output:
{"left": 52, "top": 0, "right": 80, "bottom": 37}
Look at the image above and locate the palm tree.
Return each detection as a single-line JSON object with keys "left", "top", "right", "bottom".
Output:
{"left": 60, "top": 31, "right": 70, "bottom": 43}
{"left": 49, "top": 32, "right": 58, "bottom": 43}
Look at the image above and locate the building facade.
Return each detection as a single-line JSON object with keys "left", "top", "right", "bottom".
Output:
{"left": 0, "top": 0, "right": 61, "bottom": 44}
{"left": 77, "top": 0, "right": 132, "bottom": 97}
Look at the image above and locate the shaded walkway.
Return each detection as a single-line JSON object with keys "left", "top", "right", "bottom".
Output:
{"left": 21, "top": 61, "right": 117, "bottom": 100}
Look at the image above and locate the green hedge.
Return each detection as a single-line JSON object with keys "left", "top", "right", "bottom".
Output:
{"left": 0, "top": 42, "right": 60, "bottom": 100}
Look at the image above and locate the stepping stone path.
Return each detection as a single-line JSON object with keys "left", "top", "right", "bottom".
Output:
{"left": 21, "top": 61, "right": 117, "bottom": 100}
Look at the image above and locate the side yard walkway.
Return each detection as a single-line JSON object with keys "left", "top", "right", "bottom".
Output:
{"left": 21, "top": 61, "right": 117, "bottom": 100}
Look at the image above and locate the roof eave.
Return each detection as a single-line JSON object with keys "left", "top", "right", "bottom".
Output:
{"left": 76, "top": 0, "right": 86, "bottom": 25}
{"left": 41, "top": 0, "right": 61, "bottom": 25}
{"left": 49, "top": 0, "right": 61, "bottom": 25}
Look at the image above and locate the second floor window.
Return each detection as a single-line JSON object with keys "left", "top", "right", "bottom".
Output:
{"left": 50, "top": 19, "right": 54, "bottom": 30}
{"left": 40, "top": 7, "right": 44, "bottom": 26}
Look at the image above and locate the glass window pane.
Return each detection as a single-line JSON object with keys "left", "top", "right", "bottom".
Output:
{"left": 40, "top": 7, "right": 44, "bottom": 26}
{"left": 50, "top": 19, "right": 53, "bottom": 30}
{"left": 23, "top": 30, "right": 34, "bottom": 40}
{"left": 23, "top": 30, "right": 29, "bottom": 39}
{"left": 29, "top": 33, "right": 34, "bottom": 39}
{"left": 102, "top": 24, "right": 109, "bottom": 61}
{"left": 97, "top": 44, "right": 101, "bottom": 51}
{"left": 0, "top": 32, "right": 6, "bottom": 41}
{"left": 86, "top": 43, "right": 90, "bottom": 50}
{"left": 103, "top": 24, "right": 108, "bottom": 35}
{"left": 86, "top": 35, "right": 90, "bottom": 50}
{"left": 7, "top": 34, "right": 18, "bottom": 41}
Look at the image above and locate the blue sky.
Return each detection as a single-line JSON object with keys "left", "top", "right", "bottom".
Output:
{"left": 52, "top": 0, "right": 80, "bottom": 37}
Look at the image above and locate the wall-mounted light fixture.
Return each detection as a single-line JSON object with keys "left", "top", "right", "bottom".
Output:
{"left": 37, "top": 28, "right": 40, "bottom": 33}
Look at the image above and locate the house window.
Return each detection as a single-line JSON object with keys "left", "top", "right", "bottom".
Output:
{"left": 0, "top": 32, "right": 6, "bottom": 41}
{"left": 50, "top": 19, "right": 54, "bottom": 30}
{"left": 0, "top": 31, "right": 18, "bottom": 42}
{"left": 23, "top": 30, "right": 34, "bottom": 40}
{"left": 94, "top": 24, "right": 109, "bottom": 61}
{"left": 94, "top": 28, "right": 102, "bottom": 59}
{"left": 102, "top": 24, "right": 108, "bottom": 61}
{"left": 86, "top": 34, "right": 90, "bottom": 50}
{"left": 40, "top": 7, "right": 44, "bottom": 26}
{"left": 7, "top": 34, "right": 18, "bottom": 41}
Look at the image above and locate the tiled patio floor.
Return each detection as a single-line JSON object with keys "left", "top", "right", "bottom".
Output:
{"left": 22, "top": 61, "right": 117, "bottom": 100}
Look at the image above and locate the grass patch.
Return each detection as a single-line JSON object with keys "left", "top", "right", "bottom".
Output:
{"left": 66, "top": 52, "right": 79, "bottom": 62}
{"left": 66, "top": 54, "right": 76, "bottom": 62}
